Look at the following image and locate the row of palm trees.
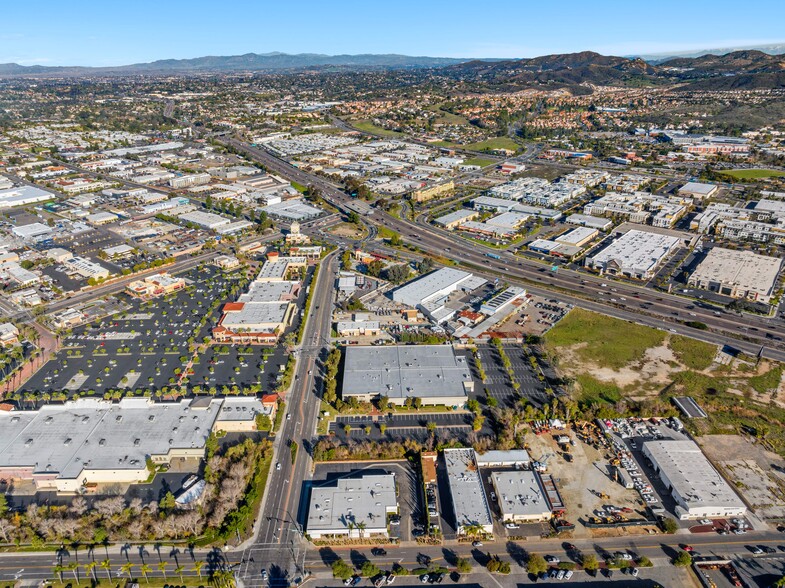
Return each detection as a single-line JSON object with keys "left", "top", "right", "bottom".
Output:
{"left": 53, "top": 559, "right": 207, "bottom": 584}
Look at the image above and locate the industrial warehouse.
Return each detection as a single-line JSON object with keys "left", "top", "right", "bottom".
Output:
{"left": 341, "top": 345, "right": 474, "bottom": 406}
{"left": 688, "top": 247, "right": 782, "bottom": 304}
{"left": 586, "top": 229, "right": 681, "bottom": 279}
{"left": 0, "top": 398, "right": 223, "bottom": 493}
{"left": 642, "top": 439, "right": 747, "bottom": 520}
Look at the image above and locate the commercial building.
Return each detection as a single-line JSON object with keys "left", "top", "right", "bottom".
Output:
{"left": 0, "top": 323, "right": 20, "bottom": 346}
{"left": 85, "top": 211, "right": 119, "bottom": 226}
{"left": 411, "top": 180, "right": 454, "bottom": 203}
{"left": 678, "top": 182, "right": 719, "bottom": 200}
{"left": 474, "top": 450, "right": 531, "bottom": 468}
{"left": 443, "top": 448, "right": 494, "bottom": 535}
{"left": 169, "top": 173, "right": 212, "bottom": 189}
{"left": 0, "top": 185, "right": 52, "bottom": 208}
{"left": 306, "top": 473, "right": 398, "bottom": 540}
{"left": 566, "top": 214, "right": 613, "bottom": 232}
{"left": 0, "top": 262, "right": 40, "bottom": 286}
{"left": 0, "top": 397, "right": 221, "bottom": 493}
{"left": 178, "top": 210, "right": 230, "bottom": 230}
{"left": 527, "top": 239, "right": 582, "bottom": 260}
{"left": 434, "top": 209, "right": 480, "bottom": 229}
{"left": 586, "top": 229, "right": 681, "bottom": 279}
{"left": 491, "top": 470, "right": 553, "bottom": 523}
{"left": 12, "top": 222, "right": 52, "bottom": 240}
{"left": 555, "top": 227, "right": 598, "bottom": 248}
{"left": 62, "top": 256, "right": 111, "bottom": 280}
{"left": 480, "top": 286, "right": 526, "bottom": 315}
{"left": 688, "top": 248, "right": 782, "bottom": 304}
{"left": 126, "top": 272, "right": 187, "bottom": 298}
{"left": 261, "top": 198, "right": 322, "bottom": 221}
{"left": 392, "top": 267, "right": 476, "bottom": 308}
{"left": 213, "top": 396, "right": 278, "bottom": 433}
{"left": 642, "top": 439, "right": 746, "bottom": 520}
{"left": 341, "top": 345, "right": 473, "bottom": 406}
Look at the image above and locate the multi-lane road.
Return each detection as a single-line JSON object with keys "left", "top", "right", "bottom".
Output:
{"left": 238, "top": 251, "right": 339, "bottom": 586}
{"left": 223, "top": 137, "right": 785, "bottom": 362}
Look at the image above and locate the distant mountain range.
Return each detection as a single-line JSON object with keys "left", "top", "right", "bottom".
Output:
{"left": 442, "top": 50, "right": 785, "bottom": 92}
{"left": 0, "top": 52, "right": 473, "bottom": 76}
{"left": 634, "top": 43, "right": 785, "bottom": 63}
{"left": 1, "top": 49, "right": 784, "bottom": 92}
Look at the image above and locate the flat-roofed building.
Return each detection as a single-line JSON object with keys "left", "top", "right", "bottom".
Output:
{"left": 480, "top": 286, "right": 526, "bottom": 315}
{"left": 688, "top": 247, "right": 781, "bottom": 304}
{"left": 12, "top": 222, "right": 52, "bottom": 240}
{"left": 392, "top": 268, "right": 476, "bottom": 308}
{"left": 434, "top": 209, "right": 479, "bottom": 229}
{"left": 342, "top": 345, "right": 473, "bottom": 406}
{"left": 443, "top": 448, "right": 494, "bottom": 535}
{"left": 214, "top": 396, "right": 277, "bottom": 433}
{"left": 178, "top": 210, "right": 230, "bottom": 230}
{"left": 491, "top": 470, "right": 553, "bottom": 522}
{"left": 642, "top": 439, "right": 746, "bottom": 520}
{"left": 678, "top": 182, "right": 719, "bottom": 200}
{"left": 555, "top": 227, "right": 598, "bottom": 248}
{"left": 0, "top": 397, "right": 221, "bottom": 493}
{"left": 474, "top": 450, "right": 530, "bottom": 468}
{"left": 566, "top": 214, "right": 613, "bottom": 231}
{"left": 62, "top": 256, "right": 110, "bottom": 280}
{"left": 126, "top": 272, "right": 186, "bottom": 298}
{"left": 86, "top": 211, "right": 119, "bottom": 225}
{"left": 0, "top": 185, "right": 52, "bottom": 208}
{"left": 586, "top": 229, "right": 680, "bottom": 279}
{"left": 306, "top": 473, "right": 398, "bottom": 539}
{"left": 0, "top": 323, "right": 20, "bottom": 346}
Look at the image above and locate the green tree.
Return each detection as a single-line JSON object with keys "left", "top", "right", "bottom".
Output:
{"left": 100, "top": 559, "right": 112, "bottom": 581}
{"left": 332, "top": 559, "right": 354, "bottom": 580}
{"left": 140, "top": 564, "right": 152, "bottom": 584}
{"left": 662, "top": 517, "right": 678, "bottom": 534}
{"left": 581, "top": 553, "right": 598, "bottom": 574}
{"left": 159, "top": 491, "right": 176, "bottom": 511}
{"left": 526, "top": 554, "right": 548, "bottom": 576}
{"left": 361, "top": 561, "right": 381, "bottom": 577}
{"left": 672, "top": 551, "right": 692, "bottom": 567}
{"left": 456, "top": 558, "right": 472, "bottom": 573}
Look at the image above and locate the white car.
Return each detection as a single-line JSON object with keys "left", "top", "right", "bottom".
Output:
{"left": 564, "top": 570, "right": 573, "bottom": 580}
{"left": 698, "top": 519, "right": 712, "bottom": 525}
{"left": 276, "top": 462, "right": 281, "bottom": 471}
{"left": 505, "top": 523, "right": 520, "bottom": 530}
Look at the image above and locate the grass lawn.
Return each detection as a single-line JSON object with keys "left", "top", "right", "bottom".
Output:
{"left": 575, "top": 373, "right": 622, "bottom": 405}
{"left": 462, "top": 157, "right": 496, "bottom": 167}
{"left": 668, "top": 335, "right": 717, "bottom": 370}
{"left": 352, "top": 120, "right": 405, "bottom": 138}
{"left": 718, "top": 169, "right": 785, "bottom": 180}
{"left": 465, "top": 137, "right": 519, "bottom": 153}
{"left": 291, "top": 181, "right": 307, "bottom": 193}
{"left": 545, "top": 308, "right": 666, "bottom": 369}
{"left": 749, "top": 366, "right": 783, "bottom": 394}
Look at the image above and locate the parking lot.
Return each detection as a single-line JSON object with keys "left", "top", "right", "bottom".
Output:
{"left": 22, "top": 265, "right": 289, "bottom": 396}
{"left": 474, "top": 344, "right": 551, "bottom": 409}
{"left": 331, "top": 412, "right": 473, "bottom": 444}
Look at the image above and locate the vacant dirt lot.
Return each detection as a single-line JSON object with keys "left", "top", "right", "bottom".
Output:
{"left": 699, "top": 434, "right": 785, "bottom": 520}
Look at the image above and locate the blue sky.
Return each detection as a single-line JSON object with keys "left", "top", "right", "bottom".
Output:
{"left": 2, "top": 0, "right": 784, "bottom": 66}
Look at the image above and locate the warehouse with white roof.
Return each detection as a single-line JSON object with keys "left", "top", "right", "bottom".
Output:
{"left": 342, "top": 344, "right": 473, "bottom": 406}
{"left": 586, "top": 229, "right": 681, "bottom": 279}
{"left": 306, "top": 473, "right": 398, "bottom": 539}
{"left": 444, "top": 448, "right": 494, "bottom": 535}
{"left": 642, "top": 439, "right": 746, "bottom": 520}
{"left": 688, "top": 247, "right": 782, "bottom": 304}
{"left": 0, "top": 398, "right": 221, "bottom": 493}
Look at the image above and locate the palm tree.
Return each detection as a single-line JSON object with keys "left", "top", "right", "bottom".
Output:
{"left": 85, "top": 561, "right": 98, "bottom": 583}
{"left": 100, "top": 558, "right": 112, "bottom": 581}
{"left": 175, "top": 565, "right": 185, "bottom": 582}
{"left": 158, "top": 561, "right": 168, "bottom": 579}
{"left": 192, "top": 561, "right": 205, "bottom": 579}
{"left": 120, "top": 562, "right": 134, "bottom": 579}
{"left": 52, "top": 564, "right": 64, "bottom": 583}
{"left": 140, "top": 563, "right": 153, "bottom": 584}
{"left": 463, "top": 523, "right": 483, "bottom": 537}
{"left": 66, "top": 562, "right": 80, "bottom": 583}
{"left": 356, "top": 521, "right": 367, "bottom": 539}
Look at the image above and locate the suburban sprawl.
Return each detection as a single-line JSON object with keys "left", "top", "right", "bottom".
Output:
{"left": 1, "top": 40, "right": 785, "bottom": 588}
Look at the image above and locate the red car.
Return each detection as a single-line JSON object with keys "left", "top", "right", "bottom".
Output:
{"left": 680, "top": 544, "right": 694, "bottom": 552}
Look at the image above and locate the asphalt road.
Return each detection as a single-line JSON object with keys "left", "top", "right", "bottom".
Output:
{"left": 223, "top": 137, "right": 785, "bottom": 362}
{"left": 238, "top": 250, "right": 339, "bottom": 586}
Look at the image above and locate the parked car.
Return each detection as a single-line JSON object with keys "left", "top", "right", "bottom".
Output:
{"left": 472, "top": 541, "right": 483, "bottom": 547}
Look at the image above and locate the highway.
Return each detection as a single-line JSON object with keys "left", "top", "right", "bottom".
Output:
{"left": 222, "top": 137, "right": 785, "bottom": 362}
{"left": 238, "top": 250, "right": 340, "bottom": 587}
